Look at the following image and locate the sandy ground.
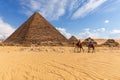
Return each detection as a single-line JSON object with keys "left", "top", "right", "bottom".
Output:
{"left": 0, "top": 46, "right": 120, "bottom": 80}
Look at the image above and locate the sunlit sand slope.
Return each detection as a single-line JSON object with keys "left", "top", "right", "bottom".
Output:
{"left": 0, "top": 46, "right": 120, "bottom": 80}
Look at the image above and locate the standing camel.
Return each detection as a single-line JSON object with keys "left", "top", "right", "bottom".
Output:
{"left": 74, "top": 40, "right": 84, "bottom": 53}
{"left": 88, "top": 41, "right": 95, "bottom": 53}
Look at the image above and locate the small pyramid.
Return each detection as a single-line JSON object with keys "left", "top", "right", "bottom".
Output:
{"left": 102, "top": 39, "right": 119, "bottom": 47}
{"left": 4, "top": 12, "right": 68, "bottom": 46}
{"left": 68, "top": 36, "right": 78, "bottom": 45}
{"left": 82, "top": 37, "right": 97, "bottom": 46}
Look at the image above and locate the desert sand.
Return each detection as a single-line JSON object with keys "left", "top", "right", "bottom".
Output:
{"left": 0, "top": 46, "right": 120, "bottom": 80}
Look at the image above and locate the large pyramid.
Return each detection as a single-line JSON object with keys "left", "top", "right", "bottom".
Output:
{"left": 4, "top": 12, "right": 68, "bottom": 46}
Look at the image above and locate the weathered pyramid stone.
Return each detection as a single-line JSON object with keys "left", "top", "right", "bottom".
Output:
{"left": 4, "top": 12, "right": 68, "bottom": 46}
{"left": 68, "top": 36, "right": 78, "bottom": 45}
{"left": 102, "top": 39, "right": 119, "bottom": 47}
{"left": 82, "top": 37, "right": 97, "bottom": 46}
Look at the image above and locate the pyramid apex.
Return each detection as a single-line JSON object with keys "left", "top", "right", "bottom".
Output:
{"left": 32, "top": 12, "right": 40, "bottom": 16}
{"left": 31, "top": 12, "right": 44, "bottom": 18}
{"left": 34, "top": 12, "right": 40, "bottom": 14}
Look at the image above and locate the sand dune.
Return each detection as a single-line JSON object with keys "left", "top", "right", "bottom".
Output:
{"left": 94, "top": 39, "right": 106, "bottom": 45}
{"left": 0, "top": 46, "right": 120, "bottom": 80}
{"left": 116, "top": 39, "right": 120, "bottom": 44}
{"left": 94, "top": 39, "right": 120, "bottom": 45}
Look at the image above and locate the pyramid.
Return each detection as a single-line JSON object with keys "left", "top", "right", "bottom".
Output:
{"left": 4, "top": 12, "right": 68, "bottom": 46}
{"left": 82, "top": 37, "right": 97, "bottom": 46}
{"left": 102, "top": 39, "right": 119, "bottom": 47}
{"left": 68, "top": 36, "right": 78, "bottom": 45}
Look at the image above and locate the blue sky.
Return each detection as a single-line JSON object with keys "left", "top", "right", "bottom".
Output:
{"left": 0, "top": 0, "right": 120, "bottom": 39}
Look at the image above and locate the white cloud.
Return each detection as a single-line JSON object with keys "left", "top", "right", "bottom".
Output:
{"left": 72, "top": 0, "right": 106, "bottom": 19}
{"left": 0, "top": 17, "right": 15, "bottom": 39}
{"left": 78, "top": 28, "right": 120, "bottom": 39}
{"left": 78, "top": 27, "right": 106, "bottom": 39}
{"left": 20, "top": 0, "right": 68, "bottom": 20}
{"left": 78, "top": 28, "right": 98, "bottom": 39}
{"left": 20, "top": 0, "right": 107, "bottom": 20}
{"left": 69, "top": 0, "right": 84, "bottom": 11}
{"left": 109, "top": 29, "right": 120, "bottom": 39}
{"left": 56, "top": 27, "right": 71, "bottom": 39}
{"left": 97, "top": 28, "right": 106, "bottom": 32}
{"left": 97, "top": 0, "right": 120, "bottom": 14}
{"left": 104, "top": 20, "right": 109, "bottom": 23}
{"left": 111, "top": 30, "right": 120, "bottom": 34}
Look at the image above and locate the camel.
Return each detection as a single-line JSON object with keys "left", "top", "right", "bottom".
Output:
{"left": 87, "top": 41, "right": 95, "bottom": 53}
{"left": 74, "top": 40, "right": 84, "bottom": 53}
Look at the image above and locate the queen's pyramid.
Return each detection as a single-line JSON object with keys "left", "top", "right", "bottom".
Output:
{"left": 4, "top": 12, "right": 68, "bottom": 46}
{"left": 68, "top": 36, "right": 78, "bottom": 45}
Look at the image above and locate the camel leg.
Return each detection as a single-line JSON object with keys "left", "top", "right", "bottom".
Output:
{"left": 92, "top": 48, "right": 94, "bottom": 53}
{"left": 76, "top": 47, "right": 79, "bottom": 53}
{"left": 77, "top": 47, "right": 79, "bottom": 53}
{"left": 88, "top": 47, "right": 90, "bottom": 53}
{"left": 74, "top": 47, "right": 76, "bottom": 52}
{"left": 79, "top": 48, "right": 81, "bottom": 53}
{"left": 92, "top": 47, "right": 95, "bottom": 53}
{"left": 82, "top": 47, "right": 84, "bottom": 53}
